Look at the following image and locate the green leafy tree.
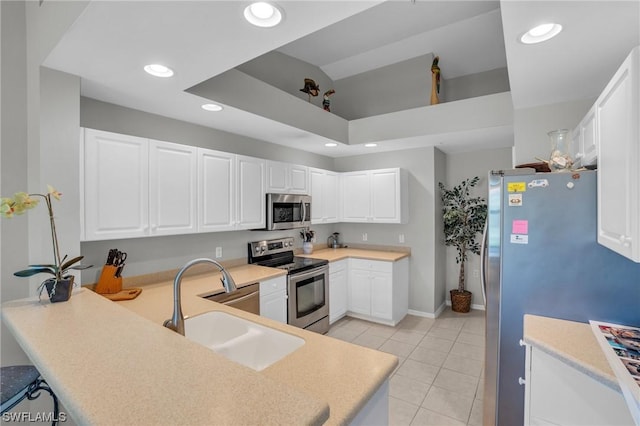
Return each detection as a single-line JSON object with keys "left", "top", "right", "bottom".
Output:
{"left": 439, "top": 177, "right": 487, "bottom": 293}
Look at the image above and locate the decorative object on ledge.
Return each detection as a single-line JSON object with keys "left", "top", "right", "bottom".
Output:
{"left": 0, "top": 185, "right": 91, "bottom": 303}
{"left": 547, "top": 129, "right": 573, "bottom": 172}
{"left": 300, "top": 78, "right": 320, "bottom": 102}
{"left": 439, "top": 177, "right": 487, "bottom": 313}
{"left": 431, "top": 56, "right": 441, "bottom": 105}
{"left": 300, "top": 227, "right": 315, "bottom": 254}
{"left": 322, "top": 89, "right": 335, "bottom": 112}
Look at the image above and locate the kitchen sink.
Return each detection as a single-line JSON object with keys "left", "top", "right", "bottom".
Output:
{"left": 184, "top": 311, "right": 304, "bottom": 371}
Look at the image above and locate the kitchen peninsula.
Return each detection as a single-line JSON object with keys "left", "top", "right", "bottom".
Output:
{"left": 1, "top": 260, "right": 398, "bottom": 425}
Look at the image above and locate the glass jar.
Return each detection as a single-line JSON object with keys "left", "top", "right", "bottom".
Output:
{"left": 548, "top": 129, "right": 573, "bottom": 172}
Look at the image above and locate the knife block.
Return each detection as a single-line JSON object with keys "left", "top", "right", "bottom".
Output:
{"left": 95, "top": 265, "right": 122, "bottom": 294}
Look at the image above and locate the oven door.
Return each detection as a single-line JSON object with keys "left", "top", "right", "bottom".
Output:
{"left": 287, "top": 265, "right": 329, "bottom": 329}
{"left": 267, "top": 194, "right": 311, "bottom": 230}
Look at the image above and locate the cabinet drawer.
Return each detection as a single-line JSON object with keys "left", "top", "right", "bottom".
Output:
{"left": 329, "top": 259, "right": 347, "bottom": 273}
{"left": 350, "top": 258, "right": 393, "bottom": 273}
{"left": 259, "top": 276, "right": 287, "bottom": 296}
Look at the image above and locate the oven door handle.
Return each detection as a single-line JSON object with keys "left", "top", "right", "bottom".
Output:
{"left": 289, "top": 265, "right": 328, "bottom": 283}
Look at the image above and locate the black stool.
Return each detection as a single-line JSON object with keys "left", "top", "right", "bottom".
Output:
{"left": 1, "top": 366, "right": 59, "bottom": 426}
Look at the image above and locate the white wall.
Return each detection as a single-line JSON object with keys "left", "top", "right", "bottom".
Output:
{"left": 443, "top": 147, "right": 513, "bottom": 308}
{"left": 513, "top": 98, "right": 593, "bottom": 166}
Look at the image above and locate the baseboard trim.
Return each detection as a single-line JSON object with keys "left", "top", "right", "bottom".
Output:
{"left": 444, "top": 300, "right": 486, "bottom": 311}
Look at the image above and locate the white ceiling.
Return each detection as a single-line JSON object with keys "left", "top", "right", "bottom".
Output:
{"left": 43, "top": 1, "right": 639, "bottom": 158}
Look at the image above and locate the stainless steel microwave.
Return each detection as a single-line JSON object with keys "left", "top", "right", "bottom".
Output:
{"left": 266, "top": 193, "right": 311, "bottom": 230}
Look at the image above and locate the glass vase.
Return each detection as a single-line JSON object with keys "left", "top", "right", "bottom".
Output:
{"left": 548, "top": 129, "right": 573, "bottom": 172}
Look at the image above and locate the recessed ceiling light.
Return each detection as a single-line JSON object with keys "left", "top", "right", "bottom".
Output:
{"left": 364, "top": 143, "right": 377, "bottom": 148}
{"left": 520, "top": 23, "right": 562, "bottom": 44}
{"left": 244, "top": 2, "right": 282, "bottom": 27}
{"left": 201, "top": 103, "right": 223, "bottom": 112}
{"left": 143, "top": 64, "right": 174, "bottom": 78}
{"left": 325, "top": 142, "right": 338, "bottom": 147}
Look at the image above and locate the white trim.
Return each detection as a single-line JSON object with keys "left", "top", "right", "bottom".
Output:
{"left": 445, "top": 300, "right": 486, "bottom": 311}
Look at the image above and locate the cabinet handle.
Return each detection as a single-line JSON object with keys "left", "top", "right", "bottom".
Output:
{"left": 518, "top": 377, "right": 526, "bottom": 386}
{"left": 619, "top": 235, "right": 632, "bottom": 247}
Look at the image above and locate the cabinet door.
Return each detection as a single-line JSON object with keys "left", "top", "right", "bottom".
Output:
{"left": 323, "top": 171, "right": 340, "bottom": 223}
{"left": 83, "top": 129, "right": 149, "bottom": 241}
{"left": 329, "top": 260, "right": 348, "bottom": 323}
{"left": 198, "top": 148, "right": 235, "bottom": 232}
{"left": 266, "top": 160, "right": 288, "bottom": 193}
{"left": 289, "top": 164, "right": 308, "bottom": 194}
{"left": 580, "top": 107, "right": 597, "bottom": 166}
{"left": 371, "top": 169, "right": 400, "bottom": 222}
{"left": 341, "top": 171, "right": 371, "bottom": 222}
{"left": 309, "top": 168, "right": 325, "bottom": 224}
{"left": 237, "top": 155, "right": 265, "bottom": 230}
{"left": 597, "top": 47, "right": 639, "bottom": 262}
{"left": 260, "top": 292, "right": 287, "bottom": 323}
{"left": 149, "top": 140, "right": 197, "bottom": 235}
{"left": 348, "top": 268, "right": 371, "bottom": 315}
{"left": 370, "top": 271, "right": 393, "bottom": 320}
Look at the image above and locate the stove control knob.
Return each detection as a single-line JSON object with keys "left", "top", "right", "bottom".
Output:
{"left": 254, "top": 246, "right": 261, "bottom": 253}
{"left": 260, "top": 246, "right": 266, "bottom": 253}
{"left": 284, "top": 241, "right": 289, "bottom": 247}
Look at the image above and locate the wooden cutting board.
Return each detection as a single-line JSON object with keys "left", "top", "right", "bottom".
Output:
{"left": 100, "top": 288, "right": 142, "bottom": 301}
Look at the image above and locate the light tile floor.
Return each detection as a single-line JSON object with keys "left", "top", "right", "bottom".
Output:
{"left": 327, "top": 308, "right": 485, "bottom": 426}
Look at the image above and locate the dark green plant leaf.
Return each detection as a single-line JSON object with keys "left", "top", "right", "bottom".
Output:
{"left": 14, "top": 266, "right": 56, "bottom": 277}
{"left": 60, "top": 255, "right": 84, "bottom": 271}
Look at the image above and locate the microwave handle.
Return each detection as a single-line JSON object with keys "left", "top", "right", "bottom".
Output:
{"left": 301, "top": 200, "right": 306, "bottom": 225}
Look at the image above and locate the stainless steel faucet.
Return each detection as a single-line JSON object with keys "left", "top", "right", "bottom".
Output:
{"left": 163, "top": 258, "right": 237, "bottom": 335}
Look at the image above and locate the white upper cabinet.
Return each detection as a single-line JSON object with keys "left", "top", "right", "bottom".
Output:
{"left": 149, "top": 140, "right": 197, "bottom": 236}
{"left": 82, "top": 128, "right": 149, "bottom": 241}
{"left": 573, "top": 106, "right": 598, "bottom": 167}
{"left": 266, "top": 160, "right": 308, "bottom": 194}
{"left": 309, "top": 167, "right": 339, "bottom": 224}
{"left": 237, "top": 155, "right": 266, "bottom": 230}
{"left": 341, "top": 168, "right": 408, "bottom": 224}
{"left": 597, "top": 45, "right": 639, "bottom": 262}
{"left": 198, "top": 148, "right": 235, "bottom": 232}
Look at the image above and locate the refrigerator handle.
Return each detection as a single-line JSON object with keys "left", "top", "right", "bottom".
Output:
{"left": 480, "top": 218, "right": 488, "bottom": 306}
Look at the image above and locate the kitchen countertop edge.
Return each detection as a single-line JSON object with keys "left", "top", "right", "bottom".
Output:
{"left": 523, "top": 314, "right": 621, "bottom": 391}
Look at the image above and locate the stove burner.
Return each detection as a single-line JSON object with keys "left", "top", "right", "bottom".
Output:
{"left": 248, "top": 237, "right": 327, "bottom": 274}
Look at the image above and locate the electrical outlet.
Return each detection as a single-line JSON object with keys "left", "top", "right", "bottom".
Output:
{"left": 362, "top": 233, "right": 368, "bottom": 241}
{"left": 399, "top": 234, "right": 405, "bottom": 243}
{"left": 215, "top": 247, "right": 223, "bottom": 259}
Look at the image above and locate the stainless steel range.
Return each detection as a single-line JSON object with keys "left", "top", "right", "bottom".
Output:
{"left": 248, "top": 237, "right": 329, "bottom": 334}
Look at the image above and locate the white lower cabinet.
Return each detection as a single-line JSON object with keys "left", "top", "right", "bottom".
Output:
{"left": 259, "top": 275, "right": 287, "bottom": 323}
{"left": 347, "top": 258, "right": 408, "bottom": 326}
{"left": 329, "top": 260, "right": 348, "bottom": 324}
{"left": 524, "top": 344, "right": 633, "bottom": 426}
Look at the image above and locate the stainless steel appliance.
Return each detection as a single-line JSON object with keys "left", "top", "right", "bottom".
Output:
{"left": 483, "top": 169, "right": 640, "bottom": 425}
{"left": 266, "top": 194, "right": 311, "bottom": 230}
{"left": 248, "top": 237, "right": 330, "bottom": 334}
{"left": 204, "top": 282, "right": 260, "bottom": 315}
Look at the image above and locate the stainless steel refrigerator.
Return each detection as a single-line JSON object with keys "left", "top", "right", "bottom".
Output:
{"left": 482, "top": 169, "right": 640, "bottom": 426}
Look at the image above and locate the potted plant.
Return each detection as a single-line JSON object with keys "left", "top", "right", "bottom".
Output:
{"left": 439, "top": 177, "right": 487, "bottom": 313}
{"left": 1, "top": 185, "right": 90, "bottom": 302}
{"left": 300, "top": 228, "right": 315, "bottom": 254}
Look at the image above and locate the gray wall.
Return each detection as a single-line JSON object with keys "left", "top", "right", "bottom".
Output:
{"left": 236, "top": 50, "right": 335, "bottom": 109}
{"left": 443, "top": 148, "right": 513, "bottom": 308}
{"left": 513, "top": 98, "right": 593, "bottom": 166}
{"left": 443, "top": 67, "right": 510, "bottom": 103}
{"left": 332, "top": 54, "right": 434, "bottom": 120}
{"left": 334, "top": 146, "right": 443, "bottom": 315}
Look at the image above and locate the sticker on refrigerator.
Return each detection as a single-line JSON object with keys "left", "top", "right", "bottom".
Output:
{"left": 507, "top": 182, "right": 526, "bottom": 192}
{"left": 527, "top": 179, "right": 549, "bottom": 189}
{"left": 510, "top": 234, "right": 529, "bottom": 244}
{"left": 508, "top": 194, "right": 523, "bottom": 207}
{"left": 512, "top": 220, "right": 528, "bottom": 234}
